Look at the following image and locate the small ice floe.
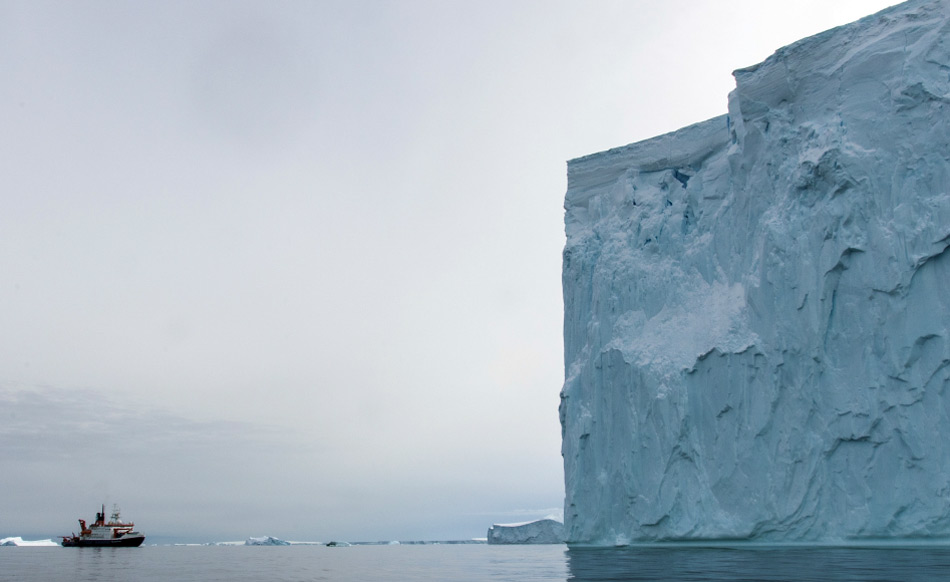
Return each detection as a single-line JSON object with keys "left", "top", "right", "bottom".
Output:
{"left": 1, "top": 537, "right": 60, "bottom": 547}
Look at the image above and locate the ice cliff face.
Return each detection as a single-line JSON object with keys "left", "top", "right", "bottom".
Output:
{"left": 561, "top": 0, "right": 950, "bottom": 545}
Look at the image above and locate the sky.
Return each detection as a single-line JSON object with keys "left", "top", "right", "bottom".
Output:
{"left": 1, "top": 0, "right": 899, "bottom": 543}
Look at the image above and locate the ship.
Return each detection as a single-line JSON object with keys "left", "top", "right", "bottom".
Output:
{"left": 61, "top": 504, "right": 145, "bottom": 547}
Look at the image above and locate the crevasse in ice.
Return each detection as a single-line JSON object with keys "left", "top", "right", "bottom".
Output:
{"left": 561, "top": 0, "right": 950, "bottom": 545}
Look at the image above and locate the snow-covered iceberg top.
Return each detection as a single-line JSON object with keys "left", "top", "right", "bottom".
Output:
{"left": 0, "top": 537, "right": 60, "bottom": 547}
{"left": 561, "top": 0, "right": 950, "bottom": 546}
{"left": 487, "top": 519, "right": 565, "bottom": 545}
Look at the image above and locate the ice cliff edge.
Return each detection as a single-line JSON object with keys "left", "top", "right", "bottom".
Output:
{"left": 561, "top": 0, "right": 950, "bottom": 545}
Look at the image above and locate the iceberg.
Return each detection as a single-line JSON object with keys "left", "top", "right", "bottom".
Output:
{"left": 244, "top": 536, "right": 290, "bottom": 546}
{"left": 561, "top": 0, "right": 950, "bottom": 545}
{"left": 0, "top": 537, "right": 60, "bottom": 547}
{"left": 487, "top": 519, "right": 565, "bottom": 544}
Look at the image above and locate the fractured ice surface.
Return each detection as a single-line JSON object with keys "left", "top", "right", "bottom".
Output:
{"left": 561, "top": 0, "right": 950, "bottom": 545}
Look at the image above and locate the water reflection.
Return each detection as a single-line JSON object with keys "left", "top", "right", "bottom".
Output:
{"left": 566, "top": 545, "right": 950, "bottom": 581}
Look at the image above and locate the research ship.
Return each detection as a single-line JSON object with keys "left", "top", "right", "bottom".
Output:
{"left": 61, "top": 505, "right": 145, "bottom": 547}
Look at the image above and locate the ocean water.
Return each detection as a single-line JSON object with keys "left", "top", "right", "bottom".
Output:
{"left": 3, "top": 543, "right": 950, "bottom": 581}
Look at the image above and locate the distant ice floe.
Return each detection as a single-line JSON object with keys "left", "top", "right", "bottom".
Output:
{"left": 245, "top": 536, "right": 290, "bottom": 546}
{"left": 1, "top": 537, "right": 60, "bottom": 547}
{"left": 487, "top": 519, "right": 565, "bottom": 544}
{"left": 194, "top": 537, "right": 484, "bottom": 547}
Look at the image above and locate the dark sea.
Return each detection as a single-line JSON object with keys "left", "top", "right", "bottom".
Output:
{"left": 3, "top": 543, "right": 950, "bottom": 581}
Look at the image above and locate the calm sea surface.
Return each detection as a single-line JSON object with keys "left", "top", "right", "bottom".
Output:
{"left": 3, "top": 544, "right": 950, "bottom": 581}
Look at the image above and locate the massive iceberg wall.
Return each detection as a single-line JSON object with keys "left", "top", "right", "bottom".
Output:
{"left": 561, "top": 0, "right": 950, "bottom": 545}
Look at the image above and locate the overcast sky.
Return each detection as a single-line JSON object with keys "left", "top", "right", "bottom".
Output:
{"left": 1, "top": 0, "right": 898, "bottom": 543}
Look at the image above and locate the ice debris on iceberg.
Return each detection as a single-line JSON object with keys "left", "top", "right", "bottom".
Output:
{"left": 244, "top": 536, "right": 290, "bottom": 546}
{"left": 487, "top": 519, "right": 565, "bottom": 544}
{"left": 561, "top": 0, "right": 950, "bottom": 546}
{"left": 0, "top": 537, "right": 60, "bottom": 547}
